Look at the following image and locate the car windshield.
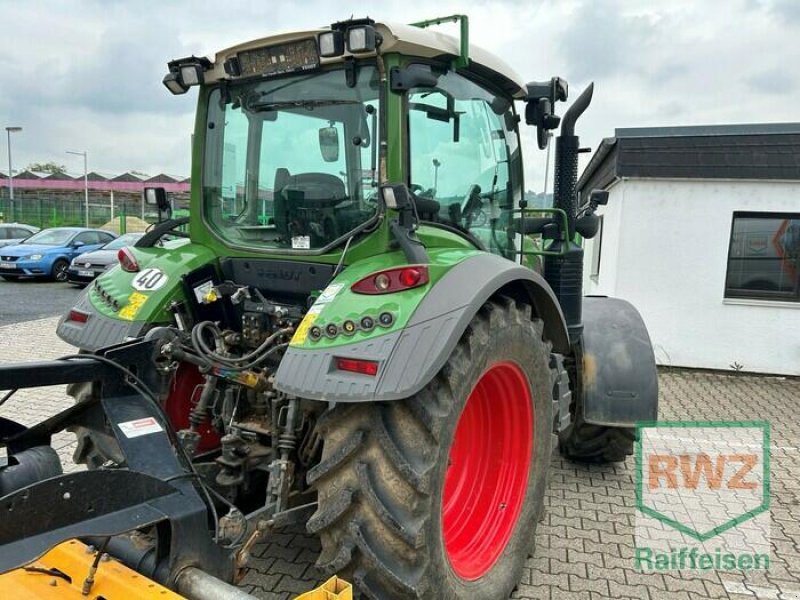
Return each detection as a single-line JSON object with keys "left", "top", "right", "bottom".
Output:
{"left": 22, "top": 229, "right": 75, "bottom": 246}
{"left": 102, "top": 233, "right": 143, "bottom": 250}
{"left": 203, "top": 66, "right": 380, "bottom": 252}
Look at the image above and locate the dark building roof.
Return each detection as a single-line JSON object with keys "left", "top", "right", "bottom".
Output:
{"left": 43, "top": 172, "right": 75, "bottom": 181}
{"left": 14, "top": 170, "right": 41, "bottom": 179}
{"left": 111, "top": 172, "right": 146, "bottom": 182}
{"left": 86, "top": 171, "right": 109, "bottom": 182}
{"left": 145, "top": 173, "right": 179, "bottom": 184}
{"left": 578, "top": 122, "right": 800, "bottom": 201}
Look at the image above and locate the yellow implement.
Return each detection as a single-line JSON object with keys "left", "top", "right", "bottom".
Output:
{"left": 0, "top": 539, "right": 183, "bottom": 599}
{"left": 295, "top": 576, "right": 353, "bottom": 600}
{"left": 3, "top": 540, "right": 352, "bottom": 599}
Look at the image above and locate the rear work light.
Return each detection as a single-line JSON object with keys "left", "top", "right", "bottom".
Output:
{"left": 351, "top": 265, "right": 429, "bottom": 295}
{"left": 117, "top": 247, "right": 140, "bottom": 273}
{"left": 67, "top": 309, "right": 90, "bottom": 324}
{"left": 335, "top": 357, "right": 379, "bottom": 376}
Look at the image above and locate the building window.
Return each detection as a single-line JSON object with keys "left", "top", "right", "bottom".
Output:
{"left": 590, "top": 215, "right": 603, "bottom": 278}
{"left": 724, "top": 212, "right": 800, "bottom": 301}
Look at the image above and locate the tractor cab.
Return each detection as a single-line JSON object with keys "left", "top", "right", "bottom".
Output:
{"left": 163, "top": 17, "right": 563, "bottom": 264}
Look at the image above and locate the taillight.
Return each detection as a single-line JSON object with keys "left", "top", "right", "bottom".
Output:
{"left": 351, "top": 265, "right": 429, "bottom": 295}
{"left": 67, "top": 309, "right": 90, "bottom": 324}
{"left": 335, "top": 357, "right": 379, "bottom": 376}
{"left": 118, "top": 247, "right": 140, "bottom": 272}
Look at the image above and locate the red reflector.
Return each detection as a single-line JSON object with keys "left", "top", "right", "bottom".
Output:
{"left": 117, "top": 247, "right": 140, "bottom": 273}
{"left": 68, "top": 310, "right": 90, "bottom": 324}
{"left": 335, "top": 357, "right": 379, "bottom": 376}
{"left": 351, "top": 265, "right": 429, "bottom": 295}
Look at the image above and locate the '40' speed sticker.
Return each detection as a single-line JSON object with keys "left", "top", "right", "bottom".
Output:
{"left": 132, "top": 267, "right": 168, "bottom": 292}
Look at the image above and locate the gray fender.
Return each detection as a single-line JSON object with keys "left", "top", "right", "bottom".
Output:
{"left": 580, "top": 296, "right": 659, "bottom": 426}
{"left": 274, "top": 253, "right": 570, "bottom": 402}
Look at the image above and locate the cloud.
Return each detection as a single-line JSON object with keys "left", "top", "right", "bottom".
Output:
{"left": 0, "top": 0, "right": 798, "bottom": 188}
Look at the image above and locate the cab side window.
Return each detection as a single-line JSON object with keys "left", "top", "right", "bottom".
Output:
{"left": 407, "top": 70, "right": 522, "bottom": 257}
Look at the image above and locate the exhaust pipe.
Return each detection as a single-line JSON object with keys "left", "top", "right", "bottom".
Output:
{"left": 553, "top": 82, "right": 593, "bottom": 238}
{"left": 176, "top": 567, "right": 259, "bottom": 600}
{"left": 546, "top": 83, "right": 594, "bottom": 344}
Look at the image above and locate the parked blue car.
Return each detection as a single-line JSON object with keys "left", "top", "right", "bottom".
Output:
{"left": 0, "top": 227, "right": 117, "bottom": 282}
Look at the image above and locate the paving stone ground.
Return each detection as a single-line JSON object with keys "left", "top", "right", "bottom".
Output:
{"left": 1, "top": 316, "right": 798, "bottom": 599}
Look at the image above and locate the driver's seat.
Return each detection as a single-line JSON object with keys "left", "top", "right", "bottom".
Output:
{"left": 273, "top": 169, "right": 347, "bottom": 238}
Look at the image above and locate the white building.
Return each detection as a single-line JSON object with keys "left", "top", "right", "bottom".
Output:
{"left": 578, "top": 123, "right": 800, "bottom": 376}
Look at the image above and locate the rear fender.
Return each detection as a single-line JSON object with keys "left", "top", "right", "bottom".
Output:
{"left": 274, "top": 253, "right": 569, "bottom": 402}
{"left": 580, "top": 296, "right": 659, "bottom": 426}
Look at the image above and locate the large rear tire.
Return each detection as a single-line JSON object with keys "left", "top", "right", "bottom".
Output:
{"left": 308, "top": 298, "right": 553, "bottom": 599}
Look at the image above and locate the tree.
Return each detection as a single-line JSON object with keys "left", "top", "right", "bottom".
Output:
{"left": 26, "top": 162, "right": 67, "bottom": 175}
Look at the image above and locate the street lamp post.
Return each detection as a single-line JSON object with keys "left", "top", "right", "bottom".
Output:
{"left": 66, "top": 150, "right": 89, "bottom": 227}
{"left": 5, "top": 126, "right": 22, "bottom": 222}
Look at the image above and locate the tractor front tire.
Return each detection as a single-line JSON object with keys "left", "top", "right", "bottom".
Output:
{"left": 309, "top": 298, "right": 553, "bottom": 599}
{"left": 67, "top": 381, "right": 124, "bottom": 469}
{"left": 558, "top": 414, "right": 635, "bottom": 463}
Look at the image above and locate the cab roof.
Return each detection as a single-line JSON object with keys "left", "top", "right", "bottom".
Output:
{"left": 206, "top": 20, "right": 528, "bottom": 99}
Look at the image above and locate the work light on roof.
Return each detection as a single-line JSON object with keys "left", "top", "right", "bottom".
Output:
{"left": 318, "top": 31, "right": 344, "bottom": 58}
{"left": 162, "top": 56, "right": 212, "bottom": 95}
{"left": 347, "top": 25, "right": 378, "bottom": 53}
{"left": 162, "top": 72, "right": 188, "bottom": 95}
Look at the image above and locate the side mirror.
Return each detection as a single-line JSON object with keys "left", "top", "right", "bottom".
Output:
{"left": 144, "top": 187, "right": 172, "bottom": 222}
{"left": 525, "top": 77, "right": 569, "bottom": 149}
{"left": 575, "top": 213, "right": 601, "bottom": 239}
{"left": 72, "top": 241, "right": 85, "bottom": 249}
{"left": 589, "top": 189, "right": 609, "bottom": 208}
{"left": 318, "top": 126, "right": 340, "bottom": 162}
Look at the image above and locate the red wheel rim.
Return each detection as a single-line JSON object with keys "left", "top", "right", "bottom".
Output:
{"left": 441, "top": 361, "right": 534, "bottom": 581}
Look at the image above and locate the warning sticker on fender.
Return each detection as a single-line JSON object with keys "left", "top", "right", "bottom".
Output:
{"left": 119, "top": 291, "right": 148, "bottom": 321}
{"left": 291, "top": 304, "right": 323, "bottom": 346}
{"left": 315, "top": 282, "right": 344, "bottom": 305}
{"left": 118, "top": 417, "right": 163, "bottom": 439}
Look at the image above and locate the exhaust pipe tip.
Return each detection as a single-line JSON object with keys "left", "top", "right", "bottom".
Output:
{"left": 561, "top": 82, "right": 594, "bottom": 138}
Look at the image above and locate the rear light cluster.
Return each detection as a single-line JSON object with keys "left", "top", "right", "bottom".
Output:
{"left": 309, "top": 311, "right": 394, "bottom": 341}
{"left": 335, "top": 357, "right": 379, "bottom": 376}
{"left": 351, "top": 266, "right": 429, "bottom": 295}
{"left": 117, "top": 247, "right": 140, "bottom": 273}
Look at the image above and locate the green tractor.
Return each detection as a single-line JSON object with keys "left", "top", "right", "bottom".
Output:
{"left": 3, "top": 15, "right": 657, "bottom": 599}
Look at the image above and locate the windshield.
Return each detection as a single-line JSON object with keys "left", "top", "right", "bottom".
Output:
{"left": 102, "top": 233, "right": 143, "bottom": 250}
{"left": 203, "top": 66, "right": 381, "bottom": 252}
{"left": 22, "top": 229, "right": 75, "bottom": 246}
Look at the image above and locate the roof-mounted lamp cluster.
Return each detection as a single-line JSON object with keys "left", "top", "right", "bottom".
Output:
{"left": 163, "top": 56, "right": 212, "bottom": 95}
{"left": 319, "top": 19, "right": 381, "bottom": 58}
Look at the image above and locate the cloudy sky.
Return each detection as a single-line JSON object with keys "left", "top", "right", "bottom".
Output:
{"left": 1, "top": 0, "right": 798, "bottom": 190}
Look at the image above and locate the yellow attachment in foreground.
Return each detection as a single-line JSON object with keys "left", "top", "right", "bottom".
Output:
{"left": 295, "top": 576, "right": 353, "bottom": 600}
{"left": 3, "top": 539, "right": 352, "bottom": 600}
{"left": 0, "top": 539, "right": 183, "bottom": 599}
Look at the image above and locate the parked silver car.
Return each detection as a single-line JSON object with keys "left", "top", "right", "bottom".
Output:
{"left": 0, "top": 223, "right": 39, "bottom": 248}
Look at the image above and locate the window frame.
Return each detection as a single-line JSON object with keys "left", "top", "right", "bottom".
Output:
{"left": 723, "top": 211, "right": 800, "bottom": 302}
{"left": 590, "top": 215, "right": 604, "bottom": 278}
